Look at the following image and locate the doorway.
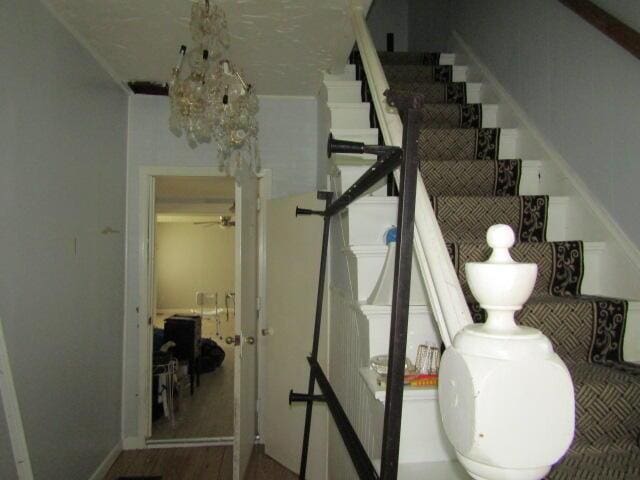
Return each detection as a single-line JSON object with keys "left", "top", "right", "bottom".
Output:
{"left": 151, "top": 175, "right": 236, "bottom": 441}
{"left": 137, "top": 166, "right": 267, "bottom": 478}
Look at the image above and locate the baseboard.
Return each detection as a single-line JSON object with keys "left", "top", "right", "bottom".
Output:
{"left": 450, "top": 30, "right": 640, "bottom": 284}
{"left": 88, "top": 440, "right": 122, "bottom": 480}
{"left": 122, "top": 436, "right": 146, "bottom": 450}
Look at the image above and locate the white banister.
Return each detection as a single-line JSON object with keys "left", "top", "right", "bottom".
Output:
{"left": 349, "top": 5, "right": 473, "bottom": 346}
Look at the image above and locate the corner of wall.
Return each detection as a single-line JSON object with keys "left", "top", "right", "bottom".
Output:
{"left": 88, "top": 440, "right": 123, "bottom": 480}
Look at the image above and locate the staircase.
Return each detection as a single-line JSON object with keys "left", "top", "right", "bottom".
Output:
{"left": 322, "top": 45, "right": 640, "bottom": 479}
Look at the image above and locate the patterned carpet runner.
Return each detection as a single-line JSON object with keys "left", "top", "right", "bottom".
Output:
{"left": 380, "top": 51, "right": 640, "bottom": 479}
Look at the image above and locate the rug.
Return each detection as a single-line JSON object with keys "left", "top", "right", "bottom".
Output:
{"left": 379, "top": 51, "right": 640, "bottom": 478}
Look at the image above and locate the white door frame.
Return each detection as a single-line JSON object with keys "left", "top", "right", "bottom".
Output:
{"left": 135, "top": 165, "right": 271, "bottom": 446}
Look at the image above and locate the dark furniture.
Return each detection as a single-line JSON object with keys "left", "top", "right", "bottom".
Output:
{"left": 163, "top": 315, "right": 202, "bottom": 395}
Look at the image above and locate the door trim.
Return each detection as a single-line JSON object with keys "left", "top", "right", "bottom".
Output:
{"left": 135, "top": 166, "right": 271, "bottom": 445}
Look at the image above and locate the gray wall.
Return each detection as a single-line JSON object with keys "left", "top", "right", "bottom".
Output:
{"left": 367, "top": 0, "right": 451, "bottom": 52}
{"left": 450, "top": 0, "right": 640, "bottom": 246}
{"left": 123, "top": 94, "right": 318, "bottom": 437}
{"left": 0, "top": 405, "right": 17, "bottom": 480}
{"left": 367, "top": 0, "right": 410, "bottom": 51}
{"left": 0, "top": 0, "right": 128, "bottom": 478}
{"left": 408, "top": 0, "right": 451, "bottom": 52}
{"left": 156, "top": 223, "right": 235, "bottom": 310}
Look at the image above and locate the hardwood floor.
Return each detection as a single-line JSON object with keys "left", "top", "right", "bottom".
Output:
{"left": 103, "top": 446, "right": 297, "bottom": 480}
{"left": 152, "top": 311, "right": 235, "bottom": 440}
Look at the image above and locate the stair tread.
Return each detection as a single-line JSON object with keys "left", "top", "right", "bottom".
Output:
{"left": 422, "top": 159, "right": 522, "bottom": 196}
{"left": 385, "top": 65, "right": 462, "bottom": 85}
{"left": 432, "top": 195, "right": 553, "bottom": 243}
{"left": 377, "top": 51, "right": 449, "bottom": 66}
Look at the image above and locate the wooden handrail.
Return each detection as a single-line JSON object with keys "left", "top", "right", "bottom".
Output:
{"left": 559, "top": 0, "right": 640, "bottom": 60}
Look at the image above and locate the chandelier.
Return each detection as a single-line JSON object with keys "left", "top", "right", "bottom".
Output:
{"left": 168, "top": 0, "right": 260, "bottom": 176}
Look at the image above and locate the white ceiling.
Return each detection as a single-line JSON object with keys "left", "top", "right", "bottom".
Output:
{"left": 44, "top": 0, "right": 358, "bottom": 95}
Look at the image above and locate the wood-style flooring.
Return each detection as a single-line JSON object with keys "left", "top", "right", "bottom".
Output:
{"left": 103, "top": 446, "right": 297, "bottom": 480}
{"left": 152, "top": 310, "right": 235, "bottom": 440}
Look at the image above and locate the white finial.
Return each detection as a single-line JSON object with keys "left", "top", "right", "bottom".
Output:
{"left": 465, "top": 225, "right": 537, "bottom": 331}
{"left": 486, "top": 224, "right": 515, "bottom": 263}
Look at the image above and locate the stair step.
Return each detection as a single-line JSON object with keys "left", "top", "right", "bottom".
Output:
{"left": 347, "top": 239, "right": 603, "bottom": 307}
{"left": 324, "top": 79, "right": 483, "bottom": 104}
{"left": 385, "top": 65, "right": 468, "bottom": 83}
{"left": 331, "top": 157, "right": 542, "bottom": 200}
{"left": 416, "top": 128, "right": 518, "bottom": 160}
{"left": 625, "top": 303, "right": 640, "bottom": 362}
{"left": 341, "top": 195, "right": 569, "bottom": 245}
{"left": 324, "top": 64, "right": 356, "bottom": 82}
{"left": 377, "top": 51, "right": 456, "bottom": 66}
{"left": 324, "top": 80, "right": 362, "bottom": 102}
{"left": 327, "top": 102, "right": 371, "bottom": 129}
{"left": 330, "top": 127, "right": 379, "bottom": 146}
{"left": 434, "top": 195, "right": 569, "bottom": 243}
{"left": 451, "top": 241, "right": 604, "bottom": 297}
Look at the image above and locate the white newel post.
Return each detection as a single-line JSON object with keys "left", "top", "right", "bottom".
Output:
{"left": 438, "top": 225, "right": 575, "bottom": 480}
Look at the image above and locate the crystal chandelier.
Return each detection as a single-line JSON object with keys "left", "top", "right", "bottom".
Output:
{"left": 168, "top": 0, "right": 260, "bottom": 176}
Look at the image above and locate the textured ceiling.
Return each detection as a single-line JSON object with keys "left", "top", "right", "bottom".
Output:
{"left": 44, "top": 0, "right": 358, "bottom": 95}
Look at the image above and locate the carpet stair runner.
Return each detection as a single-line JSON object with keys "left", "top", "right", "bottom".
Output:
{"left": 379, "top": 51, "right": 640, "bottom": 479}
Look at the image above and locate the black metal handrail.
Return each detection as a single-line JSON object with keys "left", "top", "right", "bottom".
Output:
{"left": 291, "top": 109, "right": 421, "bottom": 479}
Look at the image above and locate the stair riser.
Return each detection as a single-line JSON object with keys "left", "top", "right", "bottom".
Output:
{"left": 625, "top": 305, "right": 640, "bottom": 362}
{"left": 325, "top": 80, "right": 362, "bottom": 102}
{"left": 330, "top": 128, "right": 379, "bottom": 146}
{"left": 328, "top": 103, "right": 371, "bottom": 129}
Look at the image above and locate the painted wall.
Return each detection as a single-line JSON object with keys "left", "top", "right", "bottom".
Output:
{"left": 367, "top": 0, "right": 410, "bottom": 51}
{"left": 156, "top": 223, "right": 235, "bottom": 310}
{"left": 0, "top": 0, "right": 127, "bottom": 477}
{"left": 590, "top": 0, "right": 640, "bottom": 31}
{"left": 408, "top": 0, "right": 451, "bottom": 52}
{"left": 0, "top": 406, "right": 17, "bottom": 480}
{"left": 450, "top": 0, "right": 640, "bottom": 248}
{"left": 123, "top": 94, "right": 319, "bottom": 437}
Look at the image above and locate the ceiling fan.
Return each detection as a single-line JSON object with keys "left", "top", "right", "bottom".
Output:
{"left": 194, "top": 215, "right": 236, "bottom": 228}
